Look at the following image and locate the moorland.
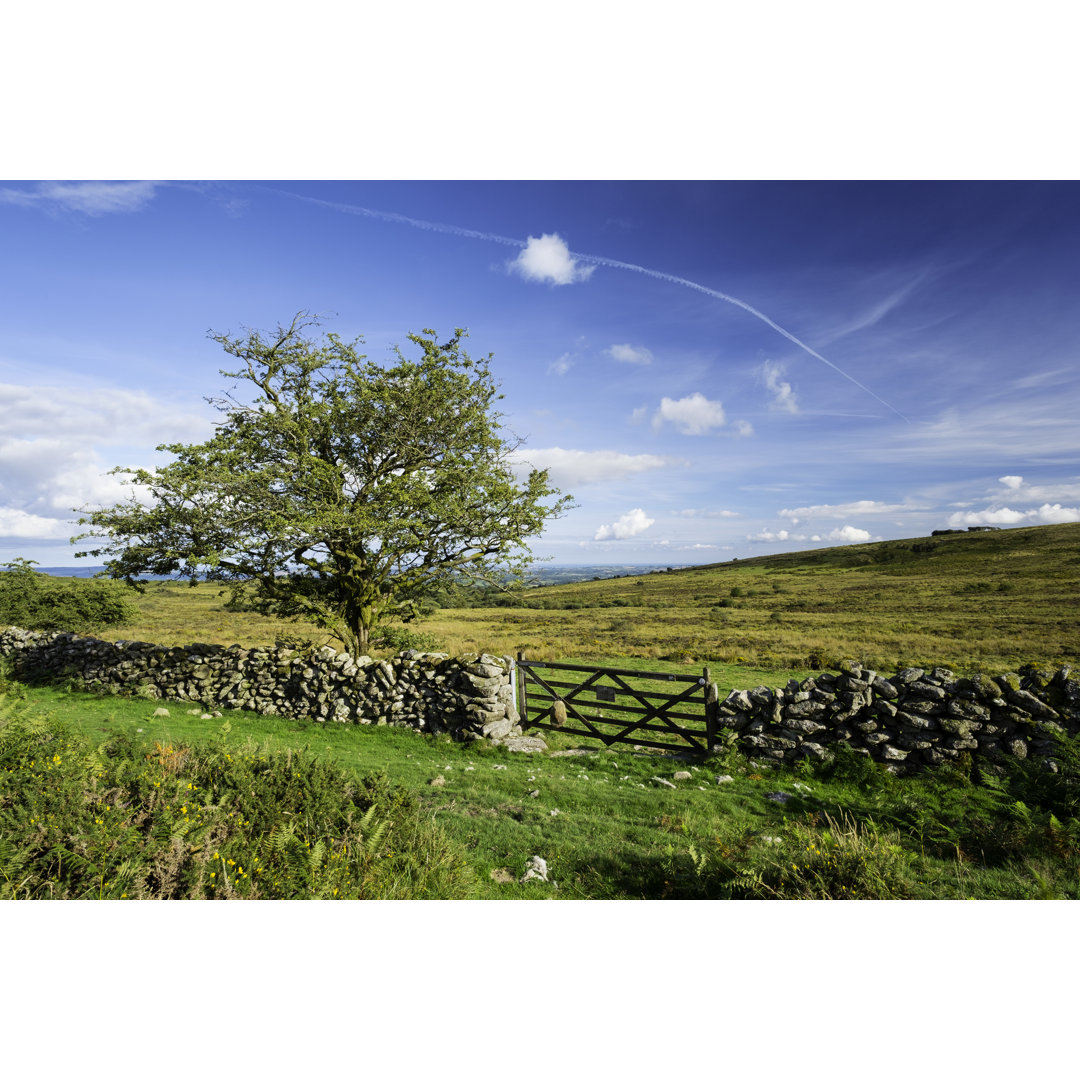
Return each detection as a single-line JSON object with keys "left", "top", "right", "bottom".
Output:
{"left": 2, "top": 522, "right": 1078, "bottom": 899}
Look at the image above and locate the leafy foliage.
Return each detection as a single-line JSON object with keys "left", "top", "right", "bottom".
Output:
{"left": 0, "top": 696, "right": 474, "bottom": 899}
{"left": 0, "top": 559, "right": 138, "bottom": 633}
{"left": 75, "top": 314, "right": 572, "bottom": 652}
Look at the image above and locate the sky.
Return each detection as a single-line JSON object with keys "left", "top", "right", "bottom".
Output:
{"left": 2, "top": 179, "right": 1079, "bottom": 568}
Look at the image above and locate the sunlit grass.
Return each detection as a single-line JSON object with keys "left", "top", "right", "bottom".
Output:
{"left": 37, "top": 522, "right": 1080, "bottom": 680}
{"left": 7, "top": 679, "right": 1080, "bottom": 900}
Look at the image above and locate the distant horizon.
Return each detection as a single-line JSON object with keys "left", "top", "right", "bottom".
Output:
{"left": 24, "top": 560, "right": 697, "bottom": 577}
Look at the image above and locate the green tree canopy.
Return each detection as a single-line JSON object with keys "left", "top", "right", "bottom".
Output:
{"left": 75, "top": 315, "right": 572, "bottom": 652}
{"left": 0, "top": 558, "right": 138, "bottom": 633}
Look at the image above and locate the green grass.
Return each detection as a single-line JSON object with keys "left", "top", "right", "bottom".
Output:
{"left": 65, "top": 522, "right": 1080, "bottom": 679}
{"left": 7, "top": 677, "right": 1080, "bottom": 899}
{"left": 0, "top": 680, "right": 472, "bottom": 899}
{"left": 5, "top": 522, "right": 1079, "bottom": 899}
{"left": 420, "top": 522, "right": 1080, "bottom": 674}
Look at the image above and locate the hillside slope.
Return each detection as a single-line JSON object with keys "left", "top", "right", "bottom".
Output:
{"left": 425, "top": 523, "right": 1080, "bottom": 673}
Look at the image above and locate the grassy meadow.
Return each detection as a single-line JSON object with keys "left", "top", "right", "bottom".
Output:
{"left": 90, "top": 521, "right": 1080, "bottom": 678}
{"left": 3, "top": 522, "right": 1079, "bottom": 899}
{"left": 5, "top": 675, "right": 1079, "bottom": 899}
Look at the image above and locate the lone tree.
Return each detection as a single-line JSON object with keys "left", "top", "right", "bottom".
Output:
{"left": 75, "top": 314, "right": 572, "bottom": 653}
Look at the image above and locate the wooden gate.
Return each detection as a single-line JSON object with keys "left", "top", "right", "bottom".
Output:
{"left": 516, "top": 656, "right": 720, "bottom": 754}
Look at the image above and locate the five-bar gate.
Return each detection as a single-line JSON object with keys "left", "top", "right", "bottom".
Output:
{"left": 516, "top": 655, "right": 720, "bottom": 754}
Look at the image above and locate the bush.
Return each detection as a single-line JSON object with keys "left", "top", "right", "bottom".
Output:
{"left": 369, "top": 624, "right": 442, "bottom": 653}
{"left": 0, "top": 559, "right": 138, "bottom": 633}
{"left": 0, "top": 699, "right": 474, "bottom": 899}
{"left": 671, "top": 811, "right": 917, "bottom": 899}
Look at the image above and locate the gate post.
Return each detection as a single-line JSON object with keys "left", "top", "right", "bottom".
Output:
{"left": 703, "top": 666, "right": 720, "bottom": 753}
{"left": 516, "top": 650, "right": 527, "bottom": 730}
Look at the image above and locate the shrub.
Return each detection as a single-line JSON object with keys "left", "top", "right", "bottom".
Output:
{"left": 0, "top": 700, "right": 473, "bottom": 899}
{"left": 369, "top": 624, "right": 442, "bottom": 653}
{"left": 0, "top": 559, "right": 138, "bottom": 633}
{"left": 672, "top": 811, "right": 917, "bottom": 899}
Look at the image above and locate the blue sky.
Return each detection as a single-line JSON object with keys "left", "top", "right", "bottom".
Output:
{"left": 2, "top": 179, "right": 1079, "bottom": 568}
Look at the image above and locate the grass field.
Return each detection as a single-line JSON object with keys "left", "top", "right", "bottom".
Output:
{"left": 5, "top": 676, "right": 1078, "bottom": 899}
{"left": 84, "top": 522, "right": 1080, "bottom": 678}
{"left": 4, "top": 522, "right": 1079, "bottom": 899}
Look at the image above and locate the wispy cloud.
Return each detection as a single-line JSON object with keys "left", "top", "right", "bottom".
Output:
{"left": 824, "top": 525, "right": 873, "bottom": 542}
{"left": 748, "top": 528, "right": 805, "bottom": 543}
{"left": 595, "top": 508, "right": 654, "bottom": 540}
{"left": 673, "top": 508, "right": 740, "bottom": 519}
{"left": 947, "top": 504, "right": 1080, "bottom": 526}
{"left": 547, "top": 354, "right": 573, "bottom": 376}
{"left": 653, "top": 393, "right": 726, "bottom": 435}
{"left": 762, "top": 360, "right": 798, "bottom": 413}
{"left": 508, "top": 447, "right": 681, "bottom": 487}
{"left": 822, "top": 268, "right": 931, "bottom": 342}
{"left": 0, "top": 382, "right": 214, "bottom": 543}
{"left": 607, "top": 344, "right": 653, "bottom": 365}
{"left": 507, "top": 233, "right": 594, "bottom": 286}
{"left": 0, "top": 181, "right": 162, "bottom": 216}
{"left": 0, "top": 507, "right": 74, "bottom": 540}
{"left": 779, "top": 500, "right": 915, "bottom": 523}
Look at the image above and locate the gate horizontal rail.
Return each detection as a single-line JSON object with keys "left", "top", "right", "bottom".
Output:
{"left": 516, "top": 655, "right": 720, "bottom": 754}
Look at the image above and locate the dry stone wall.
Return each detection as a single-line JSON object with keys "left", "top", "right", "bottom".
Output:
{"left": 0, "top": 627, "right": 523, "bottom": 744}
{"left": 3, "top": 627, "right": 1078, "bottom": 773}
{"left": 717, "top": 660, "right": 1080, "bottom": 773}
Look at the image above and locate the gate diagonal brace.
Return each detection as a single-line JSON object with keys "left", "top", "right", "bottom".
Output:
{"left": 521, "top": 666, "right": 613, "bottom": 744}
{"left": 520, "top": 662, "right": 707, "bottom": 751}
{"left": 602, "top": 672, "right": 706, "bottom": 749}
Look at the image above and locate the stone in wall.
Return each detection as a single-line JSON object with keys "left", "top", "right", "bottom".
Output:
{"left": 2, "top": 627, "right": 1076, "bottom": 772}
{"left": 0, "top": 627, "right": 524, "bottom": 744}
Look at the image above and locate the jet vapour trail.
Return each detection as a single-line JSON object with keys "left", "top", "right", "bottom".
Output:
{"left": 262, "top": 187, "right": 526, "bottom": 249}
{"left": 569, "top": 249, "right": 910, "bottom": 423}
{"left": 264, "top": 186, "right": 909, "bottom": 422}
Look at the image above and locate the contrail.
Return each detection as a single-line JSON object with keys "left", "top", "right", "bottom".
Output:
{"left": 263, "top": 186, "right": 909, "bottom": 422}
{"left": 570, "top": 250, "right": 910, "bottom": 422}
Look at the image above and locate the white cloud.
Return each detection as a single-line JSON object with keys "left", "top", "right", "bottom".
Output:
{"left": 507, "top": 233, "right": 594, "bottom": 286}
{"left": 0, "top": 181, "right": 162, "bottom": 216}
{"left": 732, "top": 420, "right": 755, "bottom": 438}
{"left": 749, "top": 524, "right": 872, "bottom": 544}
{"left": 947, "top": 504, "right": 1080, "bottom": 527}
{"left": 653, "top": 393, "right": 726, "bottom": 435}
{"left": 673, "top": 508, "right": 740, "bottom": 519}
{"left": 0, "top": 507, "right": 74, "bottom": 540}
{"left": 827, "top": 525, "right": 873, "bottom": 543}
{"left": 999, "top": 475, "right": 1023, "bottom": 489}
{"left": 779, "top": 500, "right": 912, "bottom": 524}
{"left": 547, "top": 354, "right": 572, "bottom": 376}
{"left": 607, "top": 344, "right": 653, "bottom": 365}
{"left": 762, "top": 360, "right": 798, "bottom": 413}
{"left": 595, "top": 508, "right": 654, "bottom": 540}
{"left": 748, "top": 529, "right": 803, "bottom": 543}
{"left": 0, "top": 383, "right": 211, "bottom": 445}
{"left": 508, "top": 447, "right": 681, "bottom": 487}
{"left": 995, "top": 478, "right": 1080, "bottom": 503}
{"left": 0, "top": 382, "right": 215, "bottom": 547}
